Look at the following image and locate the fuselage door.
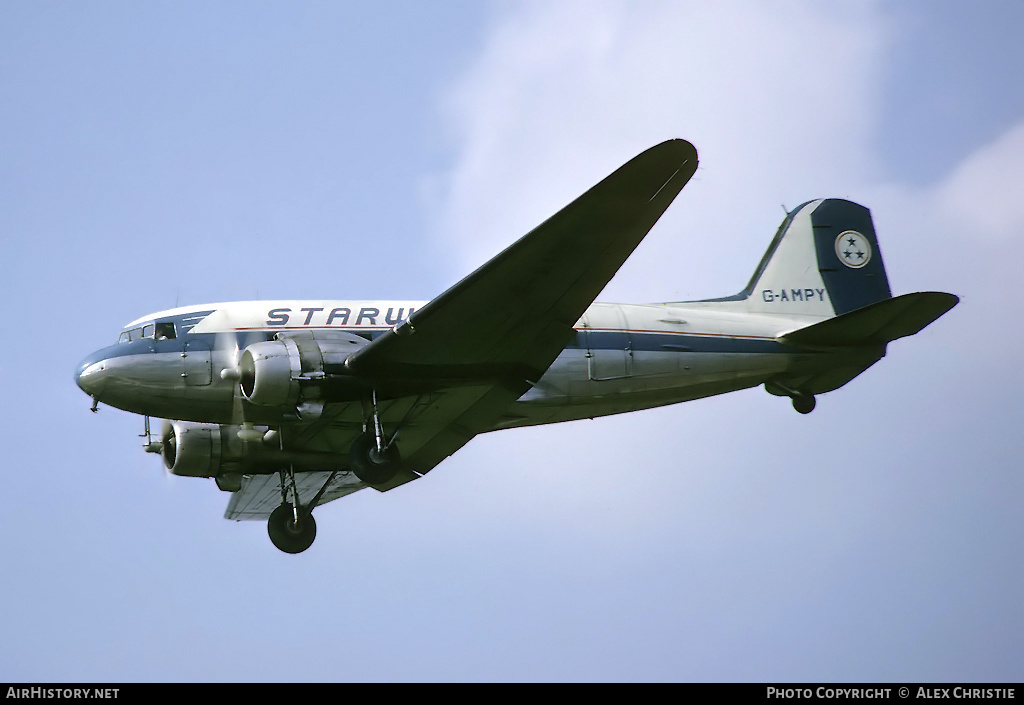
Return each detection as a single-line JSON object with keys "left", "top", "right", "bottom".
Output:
{"left": 582, "top": 306, "right": 630, "bottom": 380}
{"left": 182, "top": 339, "right": 212, "bottom": 386}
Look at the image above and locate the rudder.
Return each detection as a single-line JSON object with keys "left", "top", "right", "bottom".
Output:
{"left": 811, "top": 199, "right": 892, "bottom": 315}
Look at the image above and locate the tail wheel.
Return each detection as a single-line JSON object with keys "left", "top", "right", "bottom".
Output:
{"left": 349, "top": 432, "right": 401, "bottom": 485}
{"left": 267, "top": 504, "right": 316, "bottom": 554}
{"left": 792, "top": 393, "right": 816, "bottom": 415}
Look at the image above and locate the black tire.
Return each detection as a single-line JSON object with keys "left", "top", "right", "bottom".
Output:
{"left": 267, "top": 503, "right": 317, "bottom": 554}
{"left": 792, "top": 393, "right": 816, "bottom": 415}
{"left": 349, "top": 432, "right": 401, "bottom": 485}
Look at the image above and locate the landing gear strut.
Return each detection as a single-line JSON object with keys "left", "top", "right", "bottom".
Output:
{"left": 267, "top": 465, "right": 316, "bottom": 554}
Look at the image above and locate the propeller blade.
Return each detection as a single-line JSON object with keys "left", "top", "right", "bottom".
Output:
{"left": 215, "top": 329, "right": 257, "bottom": 441}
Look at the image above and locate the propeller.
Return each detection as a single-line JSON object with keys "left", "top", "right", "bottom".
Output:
{"left": 215, "top": 327, "right": 265, "bottom": 442}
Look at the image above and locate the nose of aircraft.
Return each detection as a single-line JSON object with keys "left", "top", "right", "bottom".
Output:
{"left": 75, "top": 340, "right": 230, "bottom": 419}
{"left": 75, "top": 354, "right": 108, "bottom": 397}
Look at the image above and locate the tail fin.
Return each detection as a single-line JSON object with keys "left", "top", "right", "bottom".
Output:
{"left": 748, "top": 199, "right": 959, "bottom": 407}
{"left": 742, "top": 199, "right": 892, "bottom": 317}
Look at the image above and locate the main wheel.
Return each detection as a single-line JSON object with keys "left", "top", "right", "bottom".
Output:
{"left": 349, "top": 432, "right": 401, "bottom": 485}
{"left": 267, "top": 503, "right": 317, "bottom": 554}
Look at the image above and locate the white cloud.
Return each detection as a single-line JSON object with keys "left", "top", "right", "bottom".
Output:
{"left": 419, "top": 0, "right": 903, "bottom": 523}
{"left": 856, "top": 118, "right": 1024, "bottom": 373}
{"left": 413, "top": 3, "right": 1023, "bottom": 679}
{"left": 935, "top": 121, "right": 1024, "bottom": 244}
{"left": 407, "top": 9, "right": 1024, "bottom": 629}
{"left": 427, "top": 0, "right": 1022, "bottom": 371}
{"left": 428, "top": 0, "right": 891, "bottom": 301}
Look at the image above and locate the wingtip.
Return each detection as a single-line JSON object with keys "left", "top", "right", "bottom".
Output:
{"left": 635, "top": 138, "right": 696, "bottom": 158}
{"left": 657, "top": 137, "right": 698, "bottom": 160}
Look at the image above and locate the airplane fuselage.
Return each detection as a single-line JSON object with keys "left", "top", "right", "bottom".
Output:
{"left": 75, "top": 298, "right": 854, "bottom": 431}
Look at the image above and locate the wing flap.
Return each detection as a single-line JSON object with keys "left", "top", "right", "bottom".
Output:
{"left": 225, "top": 470, "right": 367, "bottom": 521}
{"left": 370, "top": 381, "right": 529, "bottom": 490}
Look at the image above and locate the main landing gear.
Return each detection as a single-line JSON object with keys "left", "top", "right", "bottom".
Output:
{"left": 265, "top": 389, "right": 403, "bottom": 553}
{"left": 268, "top": 465, "right": 316, "bottom": 554}
{"left": 349, "top": 433, "right": 401, "bottom": 484}
{"left": 268, "top": 502, "right": 316, "bottom": 554}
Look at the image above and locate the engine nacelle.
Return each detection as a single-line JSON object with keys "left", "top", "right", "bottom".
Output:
{"left": 239, "top": 339, "right": 302, "bottom": 407}
{"left": 237, "top": 332, "right": 369, "bottom": 409}
{"left": 159, "top": 419, "right": 343, "bottom": 482}
{"left": 161, "top": 419, "right": 277, "bottom": 480}
{"left": 161, "top": 420, "right": 224, "bottom": 478}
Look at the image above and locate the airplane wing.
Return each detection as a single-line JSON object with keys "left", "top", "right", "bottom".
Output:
{"left": 346, "top": 139, "right": 698, "bottom": 385}
{"left": 224, "top": 140, "right": 698, "bottom": 515}
{"left": 342, "top": 139, "right": 699, "bottom": 490}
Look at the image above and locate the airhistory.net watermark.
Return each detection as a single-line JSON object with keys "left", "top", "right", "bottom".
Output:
{"left": 5, "top": 688, "right": 118, "bottom": 699}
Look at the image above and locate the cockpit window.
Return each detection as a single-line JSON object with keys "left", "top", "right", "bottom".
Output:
{"left": 155, "top": 321, "right": 176, "bottom": 340}
{"left": 116, "top": 312, "right": 198, "bottom": 344}
{"left": 118, "top": 324, "right": 164, "bottom": 344}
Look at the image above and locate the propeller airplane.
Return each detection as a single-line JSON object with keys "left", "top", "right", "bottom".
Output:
{"left": 75, "top": 139, "right": 958, "bottom": 553}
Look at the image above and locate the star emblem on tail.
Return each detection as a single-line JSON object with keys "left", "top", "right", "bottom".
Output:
{"left": 835, "top": 230, "right": 872, "bottom": 269}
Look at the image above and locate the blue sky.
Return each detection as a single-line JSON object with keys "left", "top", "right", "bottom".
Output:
{"left": 2, "top": 0, "right": 1021, "bottom": 682}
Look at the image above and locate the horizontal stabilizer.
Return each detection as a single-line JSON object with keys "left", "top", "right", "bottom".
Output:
{"left": 778, "top": 292, "right": 959, "bottom": 350}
